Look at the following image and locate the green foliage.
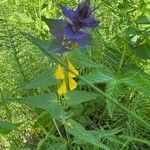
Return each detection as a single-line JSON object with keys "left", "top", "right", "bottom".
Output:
{"left": 121, "top": 72, "right": 150, "bottom": 96}
{"left": 134, "top": 43, "right": 150, "bottom": 59}
{"left": 0, "top": 120, "right": 19, "bottom": 134}
{"left": 79, "top": 70, "right": 115, "bottom": 84}
{"left": 136, "top": 16, "right": 150, "bottom": 24}
{"left": 65, "top": 119, "right": 109, "bottom": 150}
{"left": 15, "top": 94, "right": 60, "bottom": 119}
{"left": 106, "top": 79, "right": 121, "bottom": 118}
{"left": 0, "top": 0, "right": 150, "bottom": 150}
{"left": 24, "top": 68, "right": 57, "bottom": 89}
{"left": 65, "top": 91, "right": 100, "bottom": 106}
{"left": 68, "top": 49, "right": 101, "bottom": 68}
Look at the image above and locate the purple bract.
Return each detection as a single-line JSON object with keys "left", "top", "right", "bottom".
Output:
{"left": 42, "top": 0, "right": 99, "bottom": 53}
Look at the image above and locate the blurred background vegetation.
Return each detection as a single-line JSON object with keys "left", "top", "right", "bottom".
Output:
{"left": 0, "top": 0, "right": 150, "bottom": 149}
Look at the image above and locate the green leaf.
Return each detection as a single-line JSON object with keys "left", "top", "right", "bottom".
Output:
{"left": 46, "top": 143, "right": 67, "bottom": 150}
{"left": 16, "top": 94, "right": 60, "bottom": 119}
{"left": 79, "top": 70, "right": 115, "bottom": 85}
{"left": 10, "top": 148, "right": 31, "bottom": 150}
{"left": 24, "top": 67, "right": 57, "bottom": 89}
{"left": 134, "top": 43, "right": 150, "bottom": 59}
{"left": 121, "top": 72, "right": 150, "bottom": 96}
{"left": 119, "top": 135, "right": 150, "bottom": 147}
{"left": 125, "top": 26, "right": 139, "bottom": 36}
{"left": 65, "top": 90, "right": 100, "bottom": 107}
{"left": 41, "top": 17, "right": 65, "bottom": 34}
{"left": 106, "top": 80, "right": 121, "bottom": 118}
{"left": 136, "top": 16, "right": 150, "bottom": 24}
{"left": 68, "top": 49, "right": 101, "bottom": 68}
{"left": 143, "top": 29, "right": 150, "bottom": 36}
{"left": 88, "top": 128, "right": 121, "bottom": 139}
{"left": 66, "top": 119, "right": 109, "bottom": 150}
{"left": 22, "top": 32, "right": 60, "bottom": 59}
{"left": 105, "top": 46, "right": 121, "bottom": 66}
{"left": 34, "top": 112, "right": 51, "bottom": 127}
{"left": 0, "top": 119, "right": 19, "bottom": 134}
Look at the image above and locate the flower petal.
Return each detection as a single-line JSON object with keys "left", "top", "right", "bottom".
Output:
{"left": 75, "top": 34, "right": 93, "bottom": 47}
{"left": 83, "top": 17, "right": 99, "bottom": 28}
{"left": 58, "top": 78, "right": 67, "bottom": 96}
{"left": 65, "top": 24, "right": 89, "bottom": 40}
{"left": 59, "top": 4, "right": 75, "bottom": 20}
{"left": 76, "top": 0, "right": 92, "bottom": 19}
{"left": 42, "top": 18, "right": 66, "bottom": 40}
{"left": 68, "top": 59, "right": 79, "bottom": 77}
{"left": 51, "top": 30, "right": 64, "bottom": 40}
{"left": 69, "top": 77, "right": 77, "bottom": 90}
{"left": 55, "top": 64, "right": 65, "bottom": 79}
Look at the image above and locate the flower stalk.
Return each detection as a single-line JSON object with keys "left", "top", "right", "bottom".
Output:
{"left": 41, "top": 0, "right": 99, "bottom": 96}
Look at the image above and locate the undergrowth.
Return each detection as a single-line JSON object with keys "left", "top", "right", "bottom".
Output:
{"left": 0, "top": 0, "right": 150, "bottom": 150}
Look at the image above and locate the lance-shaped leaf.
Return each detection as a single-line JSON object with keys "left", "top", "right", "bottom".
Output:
{"left": 136, "top": 16, "right": 150, "bottom": 24}
{"left": 14, "top": 94, "right": 60, "bottom": 119}
{"left": 41, "top": 17, "right": 66, "bottom": 40}
{"left": 106, "top": 80, "right": 121, "bottom": 118}
{"left": 0, "top": 119, "right": 19, "bottom": 134}
{"left": 22, "top": 32, "right": 62, "bottom": 58}
{"left": 46, "top": 142, "right": 67, "bottom": 150}
{"left": 68, "top": 49, "right": 101, "bottom": 68}
{"left": 65, "top": 90, "right": 100, "bottom": 107}
{"left": 121, "top": 72, "right": 150, "bottom": 96}
{"left": 79, "top": 70, "right": 115, "bottom": 85}
{"left": 133, "top": 43, "right": 150, "bottom": 59}
{"left": 24, "top": 67, "right": 57, "bottom": 90}
{"left": 65, "top": 119, "right": 109, "bottom": 150}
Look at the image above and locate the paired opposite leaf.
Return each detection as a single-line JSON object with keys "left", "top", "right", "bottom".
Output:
{"left": 47, "top": 142, "right": 67, "bottom": 150}
{"left": 15, "top": 94, "right": 60, "bottom": 119}
{"left": 121, "top": 72, "right": 150, "bottom": 96}
{"left": 136, "top": 16, "right": 150, "bottom": 24}
{"left": 65, "top": 90, "right": 100, "bottom": 107}
{"left": 0, "top": 119, "right": 19, "bottom": 134}
{"left": 134, "top": 43, "right": 150, "bottom": 59}
{"left": 24, "top": 67, "right": 57, "bottom": 89}
{"left": 106, "top": 80, "right": 121, "bottom": 118}
{"left": 79, "top": 70, "right": 115, "bottom": 85}
{"left": 23, "top": 32, "right": 60, "bottom": 59}
{"left": 68, "top": 49, "right": 101, "bottom": 68}
{"left": 65, "top": 119, "right": 109, "bottom": 150}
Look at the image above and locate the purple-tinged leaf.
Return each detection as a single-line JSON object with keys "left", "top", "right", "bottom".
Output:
{"left": 59, "top": 4, "right": 75, "bottom": 20}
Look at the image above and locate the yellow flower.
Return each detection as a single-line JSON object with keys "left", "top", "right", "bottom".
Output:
{"left": 58, "top": 78, "right": 67, "bottom": 96}
{"left": 67, "top": 59, "right": 78, "bottom": 90}
{"left": 67, "top": 59, "right": 79, "bottom": 78}
{"left": 68, "top": 76, "right": 77, "bottom": 90}
{"left": 55, "top": 64, "right": 65, "bottom": 79}
{"left": 54, "top": 59, "right": 79, "bottom": 96}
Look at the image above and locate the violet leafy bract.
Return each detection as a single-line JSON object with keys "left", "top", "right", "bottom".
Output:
{"left": 42, "top": 0, "right": 99, "bottom": 53}
{"left": 59, "top": 0, "right": 99, "bottom": 40}
{"left": 42, "top": 18, "right": 92, "bottom": 53}
{"left": 42, "top": 18, "right": 73, "bottom": 53}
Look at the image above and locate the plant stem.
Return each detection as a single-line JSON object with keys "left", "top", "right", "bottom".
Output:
{"left": 49, "top": 54, "right": 150, "bottom": 130}
{"left": 53, "top": 118, "right": 62, "bottom": 138}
